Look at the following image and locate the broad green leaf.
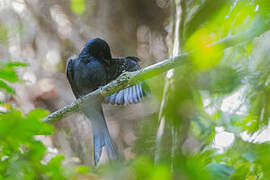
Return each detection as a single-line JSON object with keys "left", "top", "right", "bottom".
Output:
{"left": 0, "top": 108, "right": 53, "bottom": 141}
{"left": 23, "top": 109, "right": 54, "bottom": 135}
{"left": 44, "top": 156, "right": 72, "bottom": 180}
{"left": 0, "top": 108, "right": 24, "bottom": 136}
{"left": 26, "top": 108, "right": 50, "bottom": 121}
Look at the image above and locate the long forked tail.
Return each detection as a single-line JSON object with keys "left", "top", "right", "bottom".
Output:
{"left": 93, "top": 129, "right": 117, "bottom": 165}
{"left": 81, "top": 98, "right": 117, "bottom": 165}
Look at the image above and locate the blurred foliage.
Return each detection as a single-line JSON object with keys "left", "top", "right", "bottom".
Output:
{"left": 0, "top": 61, "right": 26, "bottom": 95}
{"left": 0, "top": 25, "right": 8, "bottom": 45}
{"left": 0, "top": 64, "right": 92, "bottom": 179}
{"left": 71, "top": 0, "right": 85, "bottom": 15}
{"left": 136, "top": 0, "right": 270, "bottom": 179}
{"left": 1, "top": 0, "right": 270, "bottom": 179}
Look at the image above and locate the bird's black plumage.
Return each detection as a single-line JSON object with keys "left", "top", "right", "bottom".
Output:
{"left": 66, "top": 38, "right": 150, "bottom": 165}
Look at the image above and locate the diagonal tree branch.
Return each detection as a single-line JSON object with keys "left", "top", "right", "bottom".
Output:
{"left": 42, "top": 53, "right": 189, "bottom": 123}
{"left": 42, "top": 16, "right": 270, "bottom": 123}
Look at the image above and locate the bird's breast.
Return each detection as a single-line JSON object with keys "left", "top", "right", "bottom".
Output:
{"left": 74, "top": 59, "right": 107, "bottom": 96}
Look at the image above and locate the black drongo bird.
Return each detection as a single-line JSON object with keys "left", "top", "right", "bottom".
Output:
{"left": 66, "top": 38, "right": 150, "bottom": 165}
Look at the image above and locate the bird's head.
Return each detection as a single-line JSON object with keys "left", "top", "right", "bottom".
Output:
{"left": 79, "top": 38, "right": 112, "bottom": 66}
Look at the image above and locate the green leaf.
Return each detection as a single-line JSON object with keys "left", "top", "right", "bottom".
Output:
{"left": 26, "top": 108, "right": 50, "bottom": 121}
{"left": 0, "top": 108, "right": 24, "bottom": 137}
{"left": 6, "top": 62, "right": 27, "bottom": 67}
{"left": 0, "top": 79, "right": 15, "bottom": 94}
{"left": 25, "top": 109, "right": 54, "bottom": 135}
{"left": 0, "top": 67, "right": 19, "bottom": 82}
{"left": 44, "top": 156, "right": 70, "bottom": 180}
{"left": 185, "top": 0, "right": 227, "bottom": 39}
{"left": 0, "top": 108, "right": 53, "bottom": 142}
{"left": 0, "top": 61, "right": 27, "bottom": 68}
{"left": 71, "top": 0, "right": 85, "bottom": 15}
{"left": 46, "top": 155, "right": 65, "bottom": 167}
{"left": 0, "top": 61, "right": 26, "bottom": 94}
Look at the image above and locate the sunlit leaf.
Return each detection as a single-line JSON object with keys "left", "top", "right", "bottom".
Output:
{"left": 185, "top": 0, "right": 227, "bottom": 39}
{"left": 186, "top": 28, "right": 224, "bottom": 70}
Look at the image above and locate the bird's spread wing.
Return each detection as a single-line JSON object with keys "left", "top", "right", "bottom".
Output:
{"left": 66, "top": 58, "right": 79, "bottom": 98}
{"left": 104, "top": 56, "right": 151, "bottom": 105}
{"left": 104, "top": 83, "right": 143, "bottom": 105}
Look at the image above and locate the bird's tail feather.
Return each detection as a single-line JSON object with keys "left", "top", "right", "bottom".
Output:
{"left": 82, "top": 98, "right": 117, "bottom": 165}
{"left": 93, "top": 129, "right": 117, "bottom": 165}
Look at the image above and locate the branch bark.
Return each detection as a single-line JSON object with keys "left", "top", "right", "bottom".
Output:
{"left": 42, "top": 15, "right": 270, "bottom": 123}
{"left": 42, "top": 54, "right": 189, "bottom": 123}
{"left": 154, "top": 0, "right": 187, "bottom": 165}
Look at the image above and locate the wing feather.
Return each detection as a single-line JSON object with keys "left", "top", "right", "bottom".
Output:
{"left": 66, "top": 58, "right": 79, "bottom": 98}
{"left": 103, "top": 56, "right": 151, "bottom": 105}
